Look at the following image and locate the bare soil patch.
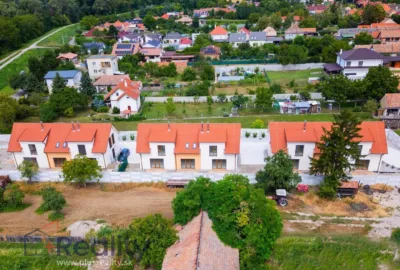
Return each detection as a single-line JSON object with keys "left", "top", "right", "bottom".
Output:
{"left": 0, "top": 183, "right": 176, "bottom": 236}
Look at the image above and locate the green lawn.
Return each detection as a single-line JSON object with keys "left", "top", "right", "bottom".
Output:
{"left": 0, "top": 85, "right": 15, "bottom": 95}
{"left": 268, "top": 235, "right": 398, "bottom": 270}
{"left": 0, "top": 48, "right": 51, "bottom": 91}
{"left": 395, "top": 130, "right": 400, "bottom": 135}
{"left": 38, "top": 24, "right": 80, "bottom": 47}
{"left": 0, "top": 242, "right": 93, "bottom": 269}
{"left": 267, "top": 69, "right": 323, "bottom": 91}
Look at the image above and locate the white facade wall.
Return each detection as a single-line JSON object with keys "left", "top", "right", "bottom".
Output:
{"left": 141, "top": 142, "right": 176, "bottom": 170}
{"left": 285, "top": 33, "right": 300, "bottom": 40}
{"left": 211, "top": 34, "right": 228, "bottom": 41}
{"left": 337, "top": 56, "right": 383, "bottom": 79}
{"left": 13, "top": 141, "right": 49, "bottom": 169}
{"left": 287, "top": 142, "right": 315, "bottom": 170}
{"left": 199, "top": 142, "right": 236, "bottom": 170}
{"left": 145, "top": 56, "right": 161, "bottom": 62}
{"left": 45, "top": 72, "right": 82, "bottom": 94}
{"left": 110, "top": 89, "right": 141, "bottom": 113}
{"left": 103, "top": 126, "right": 120, "bottom": 167}
{"left": 87, "top": 58, "right": 119, "bottom": 79}
{"left": 249, "top": 41, "right": 266, "bottom": 47}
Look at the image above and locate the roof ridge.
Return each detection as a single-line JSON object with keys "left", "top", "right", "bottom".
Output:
{"left": 195, "top": 211, "right": 204, "bottom": 270}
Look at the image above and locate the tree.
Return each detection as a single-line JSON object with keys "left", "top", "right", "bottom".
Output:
{"left": 4, "top": 184, "right": 24, "bottom": 208}
{"left": 9, "top": 73, "right": 27, "bottom": 90}
{"left": 256, "top": 150, "right": 301, "bottom": 193}
{"left": 143, "top": 14, "right": 157, "bottom": 30}
{"left": 165, "top": 97, "right": 176, "bottom": 115}
{"left": 36, "top": 187, "right": 66, "bottom": 220}
{"left": 354, "top": 32, "right": 373, "bottom": 45}
{"left": 79, "top": 72, "right": 96, "bottom": 97}
{"left": 217, "top": 92, "right": 227, "bottom": 103}
{"left": 108, "top": 25, "right": 118, "bottom": 38}
{"left": 25, "top": 73, "right": 44, "bottom": 93}
{"left": 310, "top": 110, "right": 363, "bottom": 199}
{"left": 49, "top": 87, "right": 88, "bottom": 116}
{"left": 127, "top": 214, "right": 178, "bottom": 270}
{"left": 277, "top": 44, "right": 308, "bottom": 65}
{"left": 270, "top": 13, "right": 282, "bottom": 29}
{"left": 18, "top": 159, "right": 39, "bottom": 184}
{"left": 172, "top": 175, "right": 282, "bottom": 269}
{"left": 0, "top": 95, "right": 25, "bottom": 132}
{"left": 256, "top": 15, "right": 269, "bottom": 30}
{"left": 28, "top": 56, "right": 46, "bottom": 80}
{"left": 228, "top": 23, "right": 237, "bottom": 32}
{"left": 364, "top": 66, "right": 399, "bottom": 100}
{"left": 163, "top": 63, "right": 177, "bottom": 77}
{"left": 231, "top": 94, "right": 247, "bottom": 108}
{"left": 318, "top": 74, "right": 354, "bottom": 106}
{"left": 181, "top": 67, "right": 197, "bottom": 81}
{"left": 51, "top": 72, "right": 67, "bottom": 93}
{"left": 362, "top": 4, "right": 385, "bottom": 25}
{"left": 40, "top": 102, "right": 58, "bottom": 122}
{"left": 80, "top": 15, "right": 99, "bottom": 30}
{"left": 250, "top": 119, "right": 264, "bottom": 129}
{"left": 200, "top": 63, "right": 215, "bottom": 81}
{"left": 62, "top": 155, "right": 102, "bottom": 187}
{"left": 0, "top": 17, "right": 21, "bottom": 54}
{"left": 364, "top": 99, "right": 378, "bottom": 116}
{"left": 255, "top": 87, "right": 273, "bottom": 112}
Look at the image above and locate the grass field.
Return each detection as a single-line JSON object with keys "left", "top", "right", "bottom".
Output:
{"left": 38, "top": 24, "right": 79, "bottom": 47}
{"left": 395, "top": 130, "right": 400, "bottom": 135}
{"left": 268, "top": 235, "right": 398, "bottom": 270}
{"left": 0, "top": 48, "right": 51, "bottom": 91}
{"left": 267, "top": 69, "right": 323, "bottom": 91}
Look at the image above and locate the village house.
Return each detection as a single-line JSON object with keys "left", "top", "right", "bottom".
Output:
{"left": 136, "top": 123, "right": 241, "bottom": 171}
{"left": 139, "top": 48, "right": 162, "bottom": 62}
{"left": 267, "top": 121, "right": 388, "bottom": 171}
{"left": 193, "top": 7, "right": 235, "bottom": 18}
{"left": 175, "top": 16, "right": 193, "bottom": 26}
{"left": 162, "top": 211, "right": 239, "bottom": 270}
{"left": 178, "top": 37, "right": 192, "bottom": 51}
{"left": 163, "top": 32, "right": 182, "bottom": 49}
{"left": 93, "top": 74, "right": 130, "bottom": 92}
{"left": 263, "top": 26, "right": 277, "bottom": 37}
{"left": 57, "top": 53, "right": 78, "bottom": 64}
{"left": 210, "top": 26, "right": 229, "bottom": 42}
{"left": 323, "top": 48, "right": 384, "bottom": 79}
{"left": 229, "top": 33, "right": 247, "bottom": 48}
{"left": 86, "top": 55, "right": 119, "bottom": 79}
{"left": 118, "top": 32, "right": 142, "bottom": 43}
{"left": 44, "top": 70, "right": 82, "bottom": 94}
{"left": 238, "top": 27, "right": 250, "bottom": 40}
{"left": 249, "top": 32, "right": 267, "bottom": 46}
{"left": 307, "top": 4, "right": 328, "bottom": 14}
{"left": 8, "top": 122, "right": 119, "bottom": 169}
{"left": 103, "top": 78, "right": 142, "bottom": 115}
{"left": 379, "top": 93, "right": 400, "bottom": 128}
{"left": 355, "top": 43, "right": 400, "bottom": 55}
{"left": 200, "top": 45, "right": 221, "bottom": 59}
{"left": 142, "top": 39, "right": 162, "bottom": 49}
{"left": 111, "top": 43, "right": 140, "bottom": 59}
{"left": 378, "top": 29, "right": 400, "bottom": 43}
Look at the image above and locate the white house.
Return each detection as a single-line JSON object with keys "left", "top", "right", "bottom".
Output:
{"left": 267, "top": 121, "right": 388, "bottom": 172}
{"left": 210, "top": 26, "right": 229, "bottom": 42}
{"left": 136, "top": 123, "right": 241, "bottom": 171}
{"left": 104, "top": 78, "right": 142, "bottom": 114}
{"left": 229, "top": 33, "right": 247, "bottom": 48}
{"left": 8, "top": 122, "right": 119, "bottom": 169}
{"left": 86, "top": 55, "right": 119, "bottom": 79}
{"left": 163, "top": 32, "right": 182, "bottom": 49}
{"left": 44, "top": 70, "right": 82, "bottom": 94}
{"left": 249, "top": 32, "right": 267, "bottom": 47}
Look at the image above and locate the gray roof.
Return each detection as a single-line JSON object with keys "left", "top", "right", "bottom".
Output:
{"left": 266, "top": 37, "right": 283, "bottom": 42}
{"left": 229, "top": 33, "right": 246, "bottom": 43}
{"left": 164, "top": 32, "right": 182, "bottom": 39}
{"left": 44, "top": 70, "right": 80, "bottom": 79}
{"left": 87, "top": 55, "right": 117, "bottom": 60}
{"left": 249, "top": 32, "right": 266, "bottom": 42}
{"left": 337, "top": 48, "right": 384, "bottom": 60}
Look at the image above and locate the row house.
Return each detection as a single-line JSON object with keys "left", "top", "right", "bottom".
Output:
{"left": 267, "top": 121, "right": 388, "bottom": 172}
{"left": 8, "top": 123, "right": 119, "bottom": 169}
{"left": 136, "top": 123, "right": 241, "bottom": 171}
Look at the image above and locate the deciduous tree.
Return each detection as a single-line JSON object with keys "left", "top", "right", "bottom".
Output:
{"left": 364, "top": 66, "right": 399, "bottom": 100}
{"left": 18, "top": 159, "right": 39, "bottom": 184}
{"left": 255, "top": 87, "right": 273, "bottom": 112}
{"left": 62, "top": 155, "right": 102, "bottom": 187}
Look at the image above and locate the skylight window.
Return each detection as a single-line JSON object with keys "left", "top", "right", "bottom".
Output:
{"left": 193, "top": 143, "right": 197, "bottom": 149}
{"left": 185, "top": 143, "right": 189, "bottom": 149}
{"left": 63, "top": 142, "right": 67, "bottom": 148}
{"left": 56, "top": 142, "right": 60, "bottom": 148}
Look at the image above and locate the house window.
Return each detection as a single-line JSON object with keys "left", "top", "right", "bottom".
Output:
{"left": 112, "top": 134, "right": 115, "bottom": 145}
{"left": 158, "top": 145, "right": 165, "bottom": 156}
{"left": 78, "top": 145, "right": 87, "bottom": 155}
{"left": 112, "top": 148, "right": 116, "bottom": 159}
{"left": 355, "top": 160, "right": 370, "bottom": 170}
{"left": 212, "top": 159, "right": 226, "bottom": 169}
{"left": 295, "top": 145, "right": 304, "bottom": 156}
{"left": 344, "top": 73, "right": 357, "bottom": 76}
{"left": 181, "top": 159, "right": 195, "bottom": 169}
{"left": 150, "top": 159, "right": 164, "bottom": 168}
{"left": 24, "top": 157, "right": 38, "bottom": 166}
{"left": 53, "top": 158, "right": 66, "bottom": 168}
{"left": 209, "top": 146, "right": 217, "bottom": 156}
{"left": 358, "top": 61, "right": 363, "bottom": 67}
{"left": 358, "top": 145, "right": 363, "bottom": 155}
{"left": 346, "top": 61, "right": 351, "bottom": 67}
{"left": 108, "top": 137, "right": 112, "bottom": 149}
{"left": 28, "top": 144, "right": 37, "bottom": 155}
{"left": 291, "top": 159, "right": 300, "bottom": 169}
{"left": 116, "top": 92, "right": 119, "bottom": 96}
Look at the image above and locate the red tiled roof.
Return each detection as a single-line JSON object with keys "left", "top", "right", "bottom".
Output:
{"left": 93, "top": 75, "right": 130, "bottom": 86}
{"left": 8, "top": 123, "right": 112, "bottom": 153}
{"left": 239, "top": 27, "right": 250, "bottom": 35}
{"left": 180, "top": 37, "right": 192, "bottom": 44}
{"left": 104, "top": 78, "right": 141, "bottom": 101}
{"left": 162, "top": 211, "right": 239, "bottom": 270}
{"left": 269, "top": 121, "right": 387, "bottom": 154}
{"left": 210, "top": 26, "right": 228, "bottom": 35}
{"left": 139, "top": 48, "right": 162, "bottom": 56}
{"left": 136, "top": 123, "right": 241, "bottom": 154}
{"left": 381, "top": 93, "right": 400, "bottom": 108}
{"left": 57, "top": 53, "right": 78, "bottom": 60}
{"left": 161, "top": 14, "right": 169, "bottom": 19}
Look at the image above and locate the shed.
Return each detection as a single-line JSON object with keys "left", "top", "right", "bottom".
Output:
{"left": 336, "top": 181, "right": 359, "bottom": 198}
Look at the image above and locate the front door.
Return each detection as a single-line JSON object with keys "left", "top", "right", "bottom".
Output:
{"left": 128, "top": 106, "right": 131, "bottom": 111}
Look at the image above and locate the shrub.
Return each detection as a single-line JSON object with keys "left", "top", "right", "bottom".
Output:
{"left": 318, "top": 184, "right": 336, "bottom": 200}
{"left": 130, "top": 134, "right": 135, "bottom": 140}
{"left": 261, "top": 132, "right": 265, "bottom": 138}
{"left": 353, "top": 106, "right": 362, "bottom": 112}
{"left": 290, "top": 95, "right": 297, "bottom": 101}
{"left": 122, "top": 135, "right": 126, "bottom": 141}
{"left": 253, "top": 132, "right": 257, "bottom": 138}
{"left": 299, "top": 90, "right": 311, "bottom": 100}
{"left": 48, "top": 211, "right": 64, "bottom": 221}
{"left": 288, "top": 79, "right": 295, "bottom": 88}
{"left": 391, "top": 228, "right": 400, "bottom": 245}
{"left": 250, "top": 119, "right": 264, "bottom": 129}
{"left": 63, "top": 107, "right": 74, "bottom": 117}
{"left": 112, "top": 107, "right": 120, "bottom": 114}
{"left": 96, "top": 106, "right": 109, "bottom": 113}
{"left": 245, "top": 131, "right": 250, "bottom": 138}
{"left": 4, "top": 184, "right": 24, "bottom": 208}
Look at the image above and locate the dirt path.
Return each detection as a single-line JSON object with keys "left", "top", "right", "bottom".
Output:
{"left": 0, "top": 186, "right": 176, "bottom": 235}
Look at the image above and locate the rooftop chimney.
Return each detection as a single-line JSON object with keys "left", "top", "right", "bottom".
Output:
{"left": 71, "top": 121, "right": 75, "bottom": 132}
{"left": 207, "top": 121, "right": 210, "bottom": 133}
{"left": 40, "top": 121, "right": 44, "bottom": 131}
{"left": 303, "top": 120, "right": 307, "bottom": 132}
{"left": 201, "top": 121, "right": 204, "bottom": 133}
{"left": 77, "top": 121, "right": 80, "bottom": 131}
{"left": 168, "top": 121, "right": 170, "bottom": 132}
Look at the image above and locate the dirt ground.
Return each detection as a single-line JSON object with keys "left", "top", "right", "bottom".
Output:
{"left": 0, "top": 183, "right": 176, "bottom": 235}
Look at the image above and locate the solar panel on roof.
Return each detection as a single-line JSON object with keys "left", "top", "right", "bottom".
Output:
{"left": 116, "top": 44, "right": 132, "bottom": 49}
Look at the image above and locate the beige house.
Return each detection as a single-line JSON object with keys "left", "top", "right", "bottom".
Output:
{"left": 263, "top": 26, "right": 277, "bottom": 37}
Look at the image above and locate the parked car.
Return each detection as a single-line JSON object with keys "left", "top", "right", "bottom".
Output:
{"left": 118, "top": 148, "right": 130, "bottom": 162}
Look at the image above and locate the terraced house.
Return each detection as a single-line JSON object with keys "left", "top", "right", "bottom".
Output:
{"left": 136, "top": 123, "right": 240, "bottom": 171}
{"left": 8, "top": 123, "right": 119, "bottom": 169}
